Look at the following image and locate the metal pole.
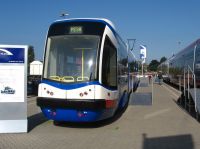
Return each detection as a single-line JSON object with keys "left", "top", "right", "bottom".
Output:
{"left": 193, "top": 44, "right": 197, "bottom": 72}
{"left": 194, "top": 74, "right": 197, "bottom": 112}
{"left": 193, "top": 44, "right": 197, "bottom": 112}
{"left": 167, "top": 62, "right": 169, "bottom": 74}
{"left": 184, "top": 68, "right": 186, "bottom": 96}
{"left": 142, "top": 63, "right": 143, "bottom": 76}
{"left": 187, "top": 65, "right": 197, "bottom": 113}
{"left": 179, "top": 76, "right": 181, "bottom": 91}
{"left": 188, "top": 66, "right": 191, "bottom": 112}
{"left": 184, "top": 68, "right": 186, "bottom": 108}
{"left": 185, "top": 66, "right": 190, "bottom": 108}
{"left": 127, "top": 39, "right": 136, "bottom": 51}
{"left": 188, "top": 67, "right": 190, "bottom": 100}
{"left": 132, "top": 75, "right": 134, "bottom": 92}
{"left": 152, "top": 75, "right": 153, "bottom": 105}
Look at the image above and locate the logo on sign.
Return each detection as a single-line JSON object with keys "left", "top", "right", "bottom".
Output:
{"left": 0, "top": 48, "right": 24, "bottom": 63}
{"left": 0, "top": 49, "right": 13, "bottom": 56}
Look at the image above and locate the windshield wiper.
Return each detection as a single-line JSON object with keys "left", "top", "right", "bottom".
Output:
{"left": 89, "top": 73, "right": 93, "bottom": 81}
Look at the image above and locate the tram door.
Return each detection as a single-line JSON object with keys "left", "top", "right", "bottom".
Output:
{"left": 102, "top": 36, "right": 117, "bottom": 91}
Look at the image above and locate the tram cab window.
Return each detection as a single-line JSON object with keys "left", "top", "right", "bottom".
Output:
{"left": 102, "top": 36, "right": 117, "bottom": 89}
{"left": 44, "top": 35, "right": 99, "bottom": 82}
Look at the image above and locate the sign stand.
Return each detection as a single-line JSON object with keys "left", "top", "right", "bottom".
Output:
{"left": 0, "top": 45, "right": 28, "bottom": 133}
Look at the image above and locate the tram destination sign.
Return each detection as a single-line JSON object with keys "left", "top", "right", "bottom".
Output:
{"left": 70, "top": 26, "right": 83, "bottom": 34}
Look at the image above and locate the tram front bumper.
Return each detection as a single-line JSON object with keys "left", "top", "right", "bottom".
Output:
{"left": 37, "top": 97, "right": 106, "bottom": 110}
{"left": 36, "top": 97, "right": 116, "bottom": 122}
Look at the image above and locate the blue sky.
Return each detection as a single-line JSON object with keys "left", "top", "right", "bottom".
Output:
{"left": 0, "top": 0, "right": 200, "bottom": 63}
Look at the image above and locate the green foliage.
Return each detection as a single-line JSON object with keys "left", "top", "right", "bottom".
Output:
{"left": 160, "top": 56, "right": 167, "bottom": 64}
{"left": 27, "top": 46, "right": 35, "bottom": 75}
{"left": 28, "top": 46, "right": 35, "bottom": 64}
{"left": 148, "top": 57, "right": 167, "bottom": 72}
{"left": 148, "top": 59, "right": 160, "bottom": 71}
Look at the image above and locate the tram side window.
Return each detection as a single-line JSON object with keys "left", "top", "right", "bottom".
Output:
{"left": 102, "top": 36, "right": 117, "bottom": 89}
{"left": 195, "top": 45, "right": 200, "bottom": 73}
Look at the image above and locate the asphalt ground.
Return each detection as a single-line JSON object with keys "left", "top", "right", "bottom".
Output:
{"left": 0, "top": 82, "right": 200, "bottom": 149}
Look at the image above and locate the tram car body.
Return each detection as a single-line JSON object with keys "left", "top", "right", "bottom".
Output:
{"left": 168, "top": 38, "right": 200, "bottom": 114}
{"left": 37, "top": 18, "right": 138, "bottom": 122}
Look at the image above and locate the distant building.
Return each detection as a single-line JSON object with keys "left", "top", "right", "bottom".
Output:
{"left": 30, "top": 60, "right": 43, "bottom": 75}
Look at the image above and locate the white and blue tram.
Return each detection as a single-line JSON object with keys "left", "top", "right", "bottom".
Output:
{"left": 37, "top": 18, "right": 138, "bottom": 122}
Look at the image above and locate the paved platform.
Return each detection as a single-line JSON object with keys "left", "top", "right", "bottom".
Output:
{"left": 0, "top": 82, "right": 200, "bottom": 149}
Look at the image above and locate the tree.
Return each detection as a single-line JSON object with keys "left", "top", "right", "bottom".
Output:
{"left": 28, "top": 46, "right": 35, "bottom": 64}
{"left": 28, "top": 46, "right": 35, "bottom": 75}
{"left": 160, "top": 56, "right": 167, "bottom": 64}
{"left": 148, "top": 59, "right": 160, "bottom": 71}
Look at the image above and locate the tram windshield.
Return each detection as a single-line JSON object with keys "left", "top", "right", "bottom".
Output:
{"left": 44, "top": 35, "right": 100, "bottom": 83}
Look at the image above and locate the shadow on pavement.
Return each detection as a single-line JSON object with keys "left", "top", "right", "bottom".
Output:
{"left": 28, "top": 112, "right": 48, "bottom": 132}
{"left": 142, "top": 133, "right": 194, "bottom": 149}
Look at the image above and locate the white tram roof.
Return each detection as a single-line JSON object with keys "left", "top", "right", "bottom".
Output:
{"left": 55, "top": 18, "right": 116, "bottom": 31}
{"left": 54, "top": 18, "right": 127, "bottom": 48}
{"left": 173, "top": 38, "right": 200, "bottom": 59}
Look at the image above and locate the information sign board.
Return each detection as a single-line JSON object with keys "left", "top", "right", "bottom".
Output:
{"left": 0, "top": 45, "right": 28, "bottom": 133}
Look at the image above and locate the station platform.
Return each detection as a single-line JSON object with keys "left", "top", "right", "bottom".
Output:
{"left": 125, "top": 78, "right": 200, "bottom": 149}
{"left": 1, "top": 78, "right": 200, "bottom": 149}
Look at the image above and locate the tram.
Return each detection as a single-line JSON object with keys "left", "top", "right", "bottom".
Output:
{"left": 168, "top": 38, "right": 200, "bottom": 116}
{"left": 37, "top": 18, "right": 138, "bottom": 122}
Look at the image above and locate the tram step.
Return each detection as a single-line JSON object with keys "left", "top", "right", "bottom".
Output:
{"left": 139, "top": 82, "right": 149, "bottom": 87}
{"left": 129, "top": 92, "right": 152, "bottom": 106}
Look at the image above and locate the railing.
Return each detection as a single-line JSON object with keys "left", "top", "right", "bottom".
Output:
{"left": 182, "top": 44, "right": 197, "bottom": 113}
{"left": 185, "top": 65, "right": 197, "bottom": 112}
